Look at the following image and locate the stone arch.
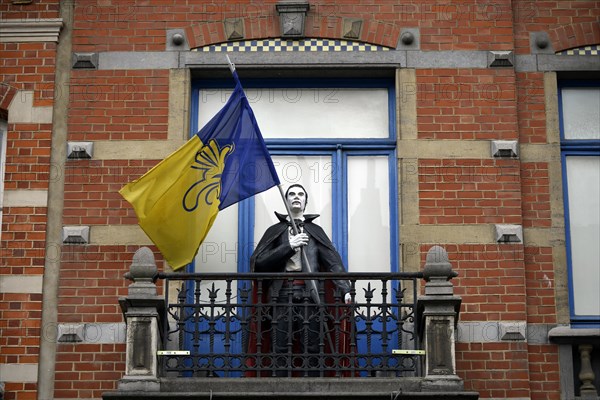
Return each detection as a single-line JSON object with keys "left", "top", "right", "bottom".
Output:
{"left": 183, "top": 15, "right": 399, "bottom": 50}
{"left": 549, "top": 21, "right": 600, "bottom": 53}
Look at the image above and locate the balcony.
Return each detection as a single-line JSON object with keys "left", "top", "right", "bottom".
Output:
{"left": 102, "top": 246, "right": 479, "bottom": 400}
{"left": 160, "top": 271, "right": 422, "bottom": 378}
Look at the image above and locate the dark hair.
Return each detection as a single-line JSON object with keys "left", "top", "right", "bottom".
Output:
{"left": 285, "top": 184, "right": 308, "bottom": 210}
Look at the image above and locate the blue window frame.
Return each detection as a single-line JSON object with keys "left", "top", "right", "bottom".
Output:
{"left": 183, "top": 76, "right": 399, "bottom": 370}
{"left": 558, "top": 80, "right": 600, "bottom": 327}
{"left": 189, "top": 77, "right": 398, "bottom": 275}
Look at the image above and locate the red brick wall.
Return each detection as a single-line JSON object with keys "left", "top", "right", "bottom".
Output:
{"left": 68, "top": 70, "right": 169, "bottom": 141}
{"left": 67, "top": 0, "right": 600, "bottom": 54}
{"left": 63, "top": 160, "right": 154, "bottom": 226}
{"left": 513, "top": 0, "right": 600, "bottom": 53}
{"left": 0, "top": 0, "right": 59, "bottom": 20}
{"left": 457, "top": 342, "right": 534, "bottom": 399}
{"left": 405, "top": 0, "right": 515, "bottom": 51}
{"left": 516, "top": 72, "right": 547, "bottom": 144}
{"left": 528, "top": 344, "right": 561, "bottom": 399}
{"left": 1, "top": 42, "right": 58, "bottom": 108}
{"left": 521, "top": 162, "right": 551, "bottom": 228}
{"left": 54, "top": 343, "right": 126, "bottom": 399}
{"left": 0, "top": 292, "right": 42, "bottom": 362}
{"left": 417, "top": 69, "right": 518, "bottom": 140}
{"left": 525, "top": 246, "right": 557, "bottom": 324}
{"left": 0, "top": 2, "right": 59, "bottom": 399}
{"left": 3, "top": 0, "right": 598, "bottom": 399}
{"left": 419, "top": 159, "right": 522, "bottom": 225}
{"left": 421, "top": 244, "right": 527, "bottom": 322}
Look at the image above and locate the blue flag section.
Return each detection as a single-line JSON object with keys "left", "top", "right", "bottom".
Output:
{"left": 210, "top": 72, "right": 281, "bottom": 210}
{"left": 120, "top": 71, "right": 280, "bottom": 270}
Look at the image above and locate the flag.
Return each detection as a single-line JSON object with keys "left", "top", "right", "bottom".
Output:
{"left": 119, "top": 71, "right": 280, "bottom": 270}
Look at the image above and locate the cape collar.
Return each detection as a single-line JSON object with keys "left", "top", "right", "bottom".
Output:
{"left": 274, "top": 211, "right": 319, "bottom": 224}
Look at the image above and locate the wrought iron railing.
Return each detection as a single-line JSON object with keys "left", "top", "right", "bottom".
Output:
{"left": 158, "top": 272, "right": 423, "bottom": 378}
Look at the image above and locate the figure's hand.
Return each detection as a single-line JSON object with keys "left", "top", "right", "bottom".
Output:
{"left": 344, "top": 293, "right": 352, "bottom": 304}
{"left": 289, "top": 233, "right": 309, "bottom": 249}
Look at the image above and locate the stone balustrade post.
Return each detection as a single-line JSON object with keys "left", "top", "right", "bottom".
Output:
{"left": 417, "top": 245, "right": 464, "bottom": 392}
{"left": 117, "top": 247, "right": 165, "bottom": 391}
{"left": 549, "top": 326, "right": 600, "bottom": 398}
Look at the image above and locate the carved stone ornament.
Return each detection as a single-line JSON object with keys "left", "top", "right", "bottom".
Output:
{"left": 224, "top": 18, "right": 244, "bottom": 41}
{"left": 342, "top": 18, "right": 363, "bottom": 40}
{"left": 276, "top": 0, "right": 310, "bottom": 38}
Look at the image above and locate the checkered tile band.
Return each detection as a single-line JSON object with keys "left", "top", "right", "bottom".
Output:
{"left": 556, "top": 45, "right": 599, "bottom": 56}
{"left": 194, "top": 39, "right": 391, "bottom": 52}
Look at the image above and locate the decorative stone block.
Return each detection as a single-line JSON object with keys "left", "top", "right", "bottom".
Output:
{"left": 276, "top": 0, "right": 310, "bottom": 38}
{"left": 530, "top": 31, "right": 554, "bottom": 54}
{"left": 494, "top": 224, "right": 523, "bottom": 243}
{"left": 67, "top": 141, "right": 94, "bottom": 159}
{"left": 224, "top": 18, "right": 244, "bottom": 41}
{"left": 57, "top": 323, "right": 85, "bottom": 343}
{"left": 72, "top": 52, "right": 98, "bottom": 69}
{"left": 499, "top": 321, "right": 526, "bottom": 341}
{"left": 166, "top": 29, "right": 190, "bottom": 51}
{"left": 491, "top": 140, "right": 518, "bottom": 158}
{"left": 342, "top": 18, "right": 362, "bottom": 40}
{"left": 397, "top": 28, "right": 420, "bottom": 50}
{"left": 62, "top": 226, "right": 90, "bottom": 244}
{"left": 488, "top": 51, "right": 514, "bottom": 68}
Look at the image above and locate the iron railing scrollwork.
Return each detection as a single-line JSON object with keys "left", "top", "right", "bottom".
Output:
{"left": 158, "top": 272, "right": 423, "bottom": 378}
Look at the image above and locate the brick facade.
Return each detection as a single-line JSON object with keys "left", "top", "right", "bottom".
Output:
{"left": 1, "top": 0, "right": 598, "bottom": 399}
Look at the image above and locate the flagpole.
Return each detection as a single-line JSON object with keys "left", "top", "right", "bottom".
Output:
{"left": 277, "top": 184, "right": 321, "bottom": 306}
{"left": 226, "top": 54, "right": 235, "bottom": 73}
{"left": 223, "top": 56, "right": 321, "bottom": 304}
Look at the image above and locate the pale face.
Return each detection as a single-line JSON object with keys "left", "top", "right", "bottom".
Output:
{"left": 286, "top": 187, "right": 306, "bottom": 213}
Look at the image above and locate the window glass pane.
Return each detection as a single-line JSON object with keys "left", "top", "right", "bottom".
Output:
{"left": 254, "top": 155, "right": 333, "bottom": 243}
{"left": 347, "top": 156, "right": 391, "bottom": 272}
{"left": 347, "top": 156, "right": 391, "bottom": 304}
{"left": 194, "top": 204, "right": 239, "bottom": 272}
{"left": 199, "top": 88, "right": 389, "bottom": 139}
{"left": 562, "top": 88, "right": 600, "bottom": 139}
{"left": 566, "top": 156, "right": 600, "bottom": 316}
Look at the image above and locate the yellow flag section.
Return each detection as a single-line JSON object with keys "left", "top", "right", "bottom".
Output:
{"left": 119, "top": 137, "right": 233, "bottom": 270}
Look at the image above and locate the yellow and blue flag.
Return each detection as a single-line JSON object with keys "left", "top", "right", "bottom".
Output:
{"left": 119, "top": 72, "right": 280, "bottom": 269}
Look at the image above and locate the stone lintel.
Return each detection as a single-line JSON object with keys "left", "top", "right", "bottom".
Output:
{"left": 0, "top": 18, "right": 63, "bottom": 43}
{"left": 79, "top": 49, "right": 599, "bottom": 72}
